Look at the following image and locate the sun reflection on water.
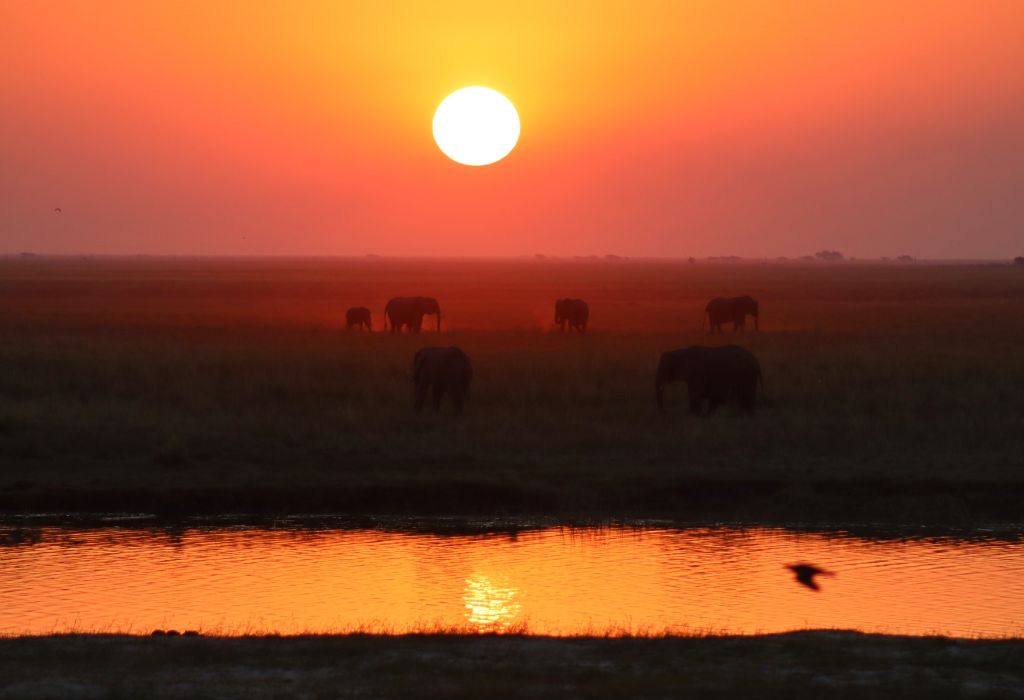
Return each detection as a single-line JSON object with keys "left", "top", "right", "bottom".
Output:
{"left": 463, "top": 573, "right": 522, "bottom": 632}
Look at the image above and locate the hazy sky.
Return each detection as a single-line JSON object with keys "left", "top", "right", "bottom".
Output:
{"left": 2, "top": 1, "right": 1022, "bottom": 258}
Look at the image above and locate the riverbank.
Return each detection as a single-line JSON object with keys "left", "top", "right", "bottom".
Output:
{"left": 1, "top": 631, "right": 1022, "bottom": 699}
{"left": 3, "top": 478, "right": 1024, "bottom": 526}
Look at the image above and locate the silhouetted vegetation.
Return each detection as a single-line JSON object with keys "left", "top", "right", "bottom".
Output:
{"left": 1, "top": 258, "right": 1024, "bottom": 523}
{"left": 1015, "top": 256, "right": 1024, "bottom": 266}
{"left": 1, "top": 632, "right": 1023, "bottom": 699}
{"left": 815, "top": 250, "right": 845, "bottom": 262}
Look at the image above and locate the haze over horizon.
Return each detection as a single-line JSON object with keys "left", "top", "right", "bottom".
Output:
{"left": 3, "top": 1, "right": 1022, "bottom": 259}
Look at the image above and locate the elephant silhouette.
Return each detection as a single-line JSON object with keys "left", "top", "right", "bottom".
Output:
{"left": 656, "top": 345, "right": 763, "bottom": 415}
{"left": 412, "top": 346, "right": 472, "bottom": 415}
{"left": 385, "top": 297, "right": 442, "bottom": 333}
{"left": 554, "top": 298, "right": 589, "bottom": 333}
{"left": 704, "top": 296, "right": 759, "bottom": 333}
{"left": 345, "top": 307, "right": 372, "bottom": 331}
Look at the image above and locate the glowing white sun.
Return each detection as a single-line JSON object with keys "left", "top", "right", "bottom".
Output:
{"left": 432, "top": 87, "right": 520, "bottom": 166}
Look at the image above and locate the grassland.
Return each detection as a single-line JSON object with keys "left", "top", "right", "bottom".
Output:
{"left": 1, "top": 631, "right": 1022, "bottom": 699}
{"left": 1, "top": 257, "right": 1023, "bottom": 523}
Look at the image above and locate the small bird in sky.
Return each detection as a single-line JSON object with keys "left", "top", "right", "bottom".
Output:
{"left": 785, "top": 563, "right": 835, "bottom": 591}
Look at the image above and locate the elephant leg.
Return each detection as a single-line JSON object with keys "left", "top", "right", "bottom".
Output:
{"left": 738, "top": 381, "right": 756, "bottom": 413}
{"left": 688, "top": 393, "right": 703, "bottom": 416}
{"left": 739, "top": 393, "right": 755, "bottom": 414}
{"left": 452, "top": 391, "right": 464, "bottom": 416}
{"left": 414, "top": 381, "right": 429, "bottom": 412}
{"left": 707, "top": 393, "right": 721, "bottom": 414}
{"left": 706, "top": 382, "right": 727, "bottom": 414}
{"left": 432, "top": 385, "right": 444, "bottom": 410}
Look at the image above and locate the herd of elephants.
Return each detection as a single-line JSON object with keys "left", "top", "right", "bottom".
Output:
{"left": 344, "top": 295, "right": 763, "bottom": 416}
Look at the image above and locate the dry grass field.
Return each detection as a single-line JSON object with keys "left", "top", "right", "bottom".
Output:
{"left": 2, "top": 257, "right": 1023, "bottom": 522}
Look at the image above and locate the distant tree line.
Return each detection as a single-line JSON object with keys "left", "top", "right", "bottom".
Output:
{"left": 1015, "top": 256, "right": 1024, "bottom": 266}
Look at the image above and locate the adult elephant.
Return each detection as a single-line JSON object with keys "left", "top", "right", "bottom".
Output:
{"left": 412, "top": 346, "right": 472, "bottom": 415}
{"left": 555, "top": 298, "right": 589, "bottom": 333}
{"left": 385, "top": 296, "right": 442, "bottom": 333}
{"left": 655, "top": 345, "right": 763, "bottom": 415}
{"left": 704, "top": 296, "right": 759, "bottom": 333}
{"left": 345, "top": 306, "right": 372, "bottom": 331}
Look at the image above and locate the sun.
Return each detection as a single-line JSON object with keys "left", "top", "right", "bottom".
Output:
{"left": 432, "top": 87, "right": 520, "bottom": 166}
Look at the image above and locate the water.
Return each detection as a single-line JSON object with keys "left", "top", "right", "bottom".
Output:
{"left": 1, "top": 526, "right": 1022, "bottom": 637}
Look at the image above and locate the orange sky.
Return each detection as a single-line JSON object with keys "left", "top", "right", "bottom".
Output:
{"left": 2, "top": 1, "right": 1022, "bottom": 258}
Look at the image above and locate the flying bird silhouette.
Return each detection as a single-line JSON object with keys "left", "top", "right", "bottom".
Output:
{"left": 785, "top": 563, "right": 835, "bottom": 591}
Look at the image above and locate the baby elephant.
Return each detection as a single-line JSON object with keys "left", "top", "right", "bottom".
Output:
{"left": 413, "top": 346, "right": 472, "bottom": 415}
{"left": 656, "top": 345, "right": 762, "bottom": 415}
{"left": 346, "top": 306, "right": 372, "bottom": 331}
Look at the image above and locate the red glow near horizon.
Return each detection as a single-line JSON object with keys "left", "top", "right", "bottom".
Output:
{"left": 2, "top": 1, "right": 1022, "bottom": 258}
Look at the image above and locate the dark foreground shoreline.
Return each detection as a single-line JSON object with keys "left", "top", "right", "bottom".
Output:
{"left": 1, "top": 631, "right": 1022, "bottom": 699}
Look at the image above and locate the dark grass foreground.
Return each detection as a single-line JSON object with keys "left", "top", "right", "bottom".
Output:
{"left": 2, "top": 259, "right": 1024, "bottom": 523}
{"left": 1, "top": 632, "right": 1023, "bottom": 699}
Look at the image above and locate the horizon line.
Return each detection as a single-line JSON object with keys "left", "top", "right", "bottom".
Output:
{"left": 0, "top": 252, "right": 1018, "bottom": 264}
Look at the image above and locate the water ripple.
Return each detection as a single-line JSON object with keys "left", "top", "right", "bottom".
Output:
{"left": 1, "top": 526, "right": 1022, "bottom": 637}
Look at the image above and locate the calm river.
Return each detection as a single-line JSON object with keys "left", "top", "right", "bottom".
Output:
{"left": 1, "top": 526, "right": 1021, "bottom": 637}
